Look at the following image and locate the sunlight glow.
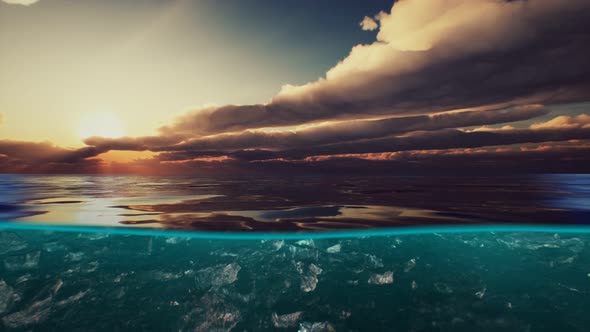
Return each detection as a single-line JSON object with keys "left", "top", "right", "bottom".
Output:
{"left": 78, "top": 113, "right": 125, "bottom": 139}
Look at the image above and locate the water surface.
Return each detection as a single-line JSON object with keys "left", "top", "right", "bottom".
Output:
{"left": 1, "top": 174, "right": 589, "bottom": 231}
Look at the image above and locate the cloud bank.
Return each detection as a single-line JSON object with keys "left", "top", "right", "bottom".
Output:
{"left": 159, "top": 0, "right": 590, "bottom": 136}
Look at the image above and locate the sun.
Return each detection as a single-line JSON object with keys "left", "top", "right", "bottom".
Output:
{"left": 78, "top": 113, "right": 125, "bottom": 139}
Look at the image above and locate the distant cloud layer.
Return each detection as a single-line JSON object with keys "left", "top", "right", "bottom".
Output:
{"left": 1, "top": 0, "right": 40, "bottom": 6}
{"left": 1, "top": 0, "right": 590, "bottom": 174}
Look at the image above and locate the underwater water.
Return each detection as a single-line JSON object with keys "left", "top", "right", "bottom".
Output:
{"left": 0, "top": 229, "right": 590, "bottom": 331}
{"left": 1, "top": 174, "right": 590, "bottom": 331}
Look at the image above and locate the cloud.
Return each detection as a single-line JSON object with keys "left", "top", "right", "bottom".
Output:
{"left": 359, "top": 16, "right": 379, "bottom": 31}
{"left": 293, "top": 143, "right": 590, "bottom": 174}
{"left": 0, "top": 140, "right": 101, "bottom": 173}
{"left": 152, "top": 105, "right": 549, "bottom": 153}
{"left": 159, "top": 0, "right": 590, "bottom": 137}
{"left": 82, "top": 135, "right": 184, "bottom": 153}
{"left": 530, "top": 114, "right": 590, "bottom": 130}
{"left": 288, "top": 126, "right": 590, "bottom": 160}
{"left": 0, "top": 140, "right": 69, "bottom": 161}
{"left": 68, "top": 110, "right": 590, "bottom": 166}
{"left": 155, "top": 122, "right": 590, "bottom": 162}
{"left": 1, "top": 0, "right": 40, "bottom": 6}
{"left": 153, "top": 142, "right": 590, "bottom": 175}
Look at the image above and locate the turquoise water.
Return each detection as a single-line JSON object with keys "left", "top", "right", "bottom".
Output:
{"left": 1, "top": 227, "right": 590, "bottom": 331}
{"left": 1, "top": 175, "right": 590, "bottom": 331}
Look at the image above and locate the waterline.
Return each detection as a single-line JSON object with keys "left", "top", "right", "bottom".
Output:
{"left": 1, "top": 221, "right": 590, "bottom": 240}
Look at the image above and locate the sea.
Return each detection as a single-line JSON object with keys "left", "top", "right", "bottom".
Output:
{"left": 0, "top": 174, "right": 589, "bottom": 331}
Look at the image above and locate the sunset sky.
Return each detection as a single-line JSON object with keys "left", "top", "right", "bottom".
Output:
{"left": 1, "top": 0, "right": 589, "bottom": 174}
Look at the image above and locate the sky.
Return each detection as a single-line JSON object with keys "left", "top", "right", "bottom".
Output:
{"left": 1, "top": 0, "right": 589, "bottom": 174}
{"left": 0, "top": 0, "right": 391, "bottom": 146}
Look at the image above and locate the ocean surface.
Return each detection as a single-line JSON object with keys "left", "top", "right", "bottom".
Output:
{"left": 1, "top": 174, "right": 590, "bottom": 331}
{"left": 1, "top": 174, "right": 589, "bottom": 230}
